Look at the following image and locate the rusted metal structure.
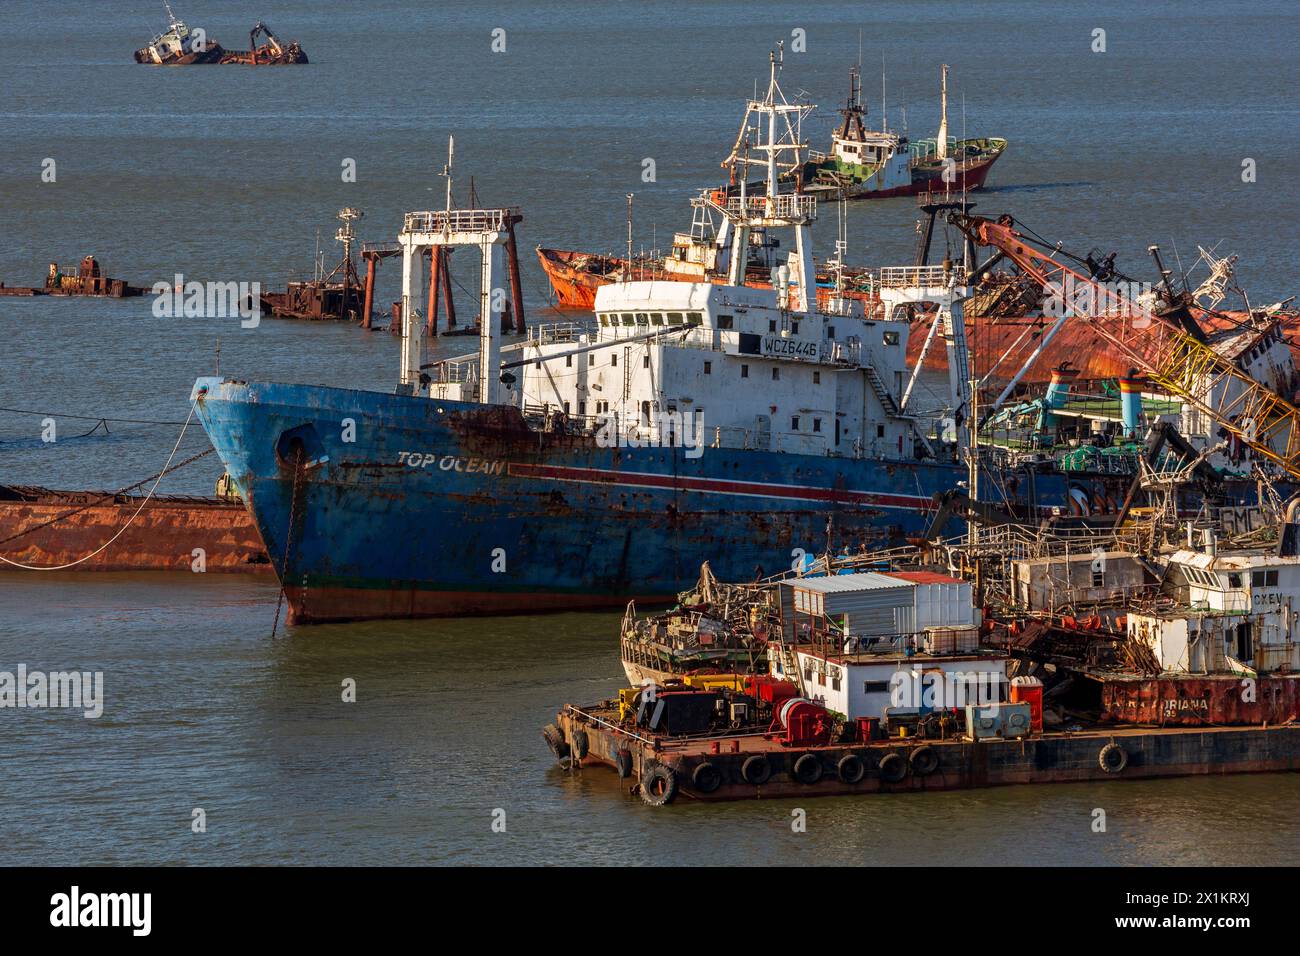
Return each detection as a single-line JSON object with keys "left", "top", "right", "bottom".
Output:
{"left": 0, "top": 484, "right": 270, "bottom": 574}
{"left": 359, "top": 169, "right": 527, "bottom": 337}
{"left": 259, "top": 209, "right": 365, "bottom": 321}
{"left": 133, "top": 10, "right": 307, "bottom": 65}
{"left": 0, "top": 256, "right": 146, "bottom": 298}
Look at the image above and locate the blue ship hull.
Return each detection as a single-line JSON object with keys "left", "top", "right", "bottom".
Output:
{"left": 193, "top": 377, "right": 1264, "bottom": 622}
{"left": 193, "top": 377, "right": 1039, "bottom": 621}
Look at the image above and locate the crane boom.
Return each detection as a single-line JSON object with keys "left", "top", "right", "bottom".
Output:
{"left": 951, "top": 213, "right": 1300, "bottom": 480}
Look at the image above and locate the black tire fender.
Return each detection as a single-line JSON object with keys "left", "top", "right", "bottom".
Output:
{"left": 614, "top": 748, "right": 633, "bottom": 779}
{"left": 837, "top": 753, "right": 866, "bottom": 784}
{"left": 542, "top": 724, "right": 570, "bottom": 762}
{"left": 792, "top": 752, "right": 823, "bottom": 785}
{"left": 741, "top": 754, "right": 772, "bottom": 785}
{"left": 1099, "top": 741, "right": 1128, "bottom": 774}
{"left": 878, "top": 751, "right": 907, "bottom": 784}
{"left": 570, "top": 727, "right": 589, "bottom": 760}
{"left": 639, "top": 763, "right": 678, "bottom": 806}
{"left": 691, "top": 761, "right": 723, "bottom": 794}
{"left": 910, "top": 745, "right": 940, "bottom": 777}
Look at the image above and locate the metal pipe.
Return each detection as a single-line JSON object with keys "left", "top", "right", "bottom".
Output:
{"left": 361, "top": 256, "right": 376, "bottom": 329}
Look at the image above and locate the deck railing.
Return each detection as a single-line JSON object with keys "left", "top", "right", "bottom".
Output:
{"left": 401, "top": 207, "right": 522, "bottom": 235}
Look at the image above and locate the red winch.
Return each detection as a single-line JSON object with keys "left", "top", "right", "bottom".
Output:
{"left": 773, "top": 697, "right": 833, "bottom": 747}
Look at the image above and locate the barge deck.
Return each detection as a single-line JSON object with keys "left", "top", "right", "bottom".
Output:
{"left": 553, "top": 703, "right": 1300, "bottom": 804}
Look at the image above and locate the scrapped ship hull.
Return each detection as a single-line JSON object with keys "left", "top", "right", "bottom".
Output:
{"left": 536, "top": 248, "right": 618, "bottom": 309}
{"left": 834, "top": 149, "right": 1000, "bottom": 199}
{"left": 538, "top": 247, "right": 874, "bottom": 314}
{"left": 192, "top": 377, "right": 1270, "bottom": 623}
{"left": 192, "top": 377, "right": 1051, "bottom": 623}
{"left": 912, "top": 310, "right": 1300, "bottom": 384}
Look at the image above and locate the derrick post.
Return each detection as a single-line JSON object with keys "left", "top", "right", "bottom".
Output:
{"left": 441, "top": 248, "right": 457, "bottom": 330}
{"left": 506, "top": 218, "right": 526, "bottom": 333}
{"left": 361, "top": 254, "right": 377, "bottom": 329}
{"left": 427, "top": 247, "right": 442, "bottom": 337}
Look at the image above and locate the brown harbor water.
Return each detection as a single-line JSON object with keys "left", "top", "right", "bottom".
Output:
{"left": 1, "top": 1, "right": 1298, "bottom": 865}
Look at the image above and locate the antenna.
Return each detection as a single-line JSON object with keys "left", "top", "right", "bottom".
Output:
{"left": 625, "top": 193, "right": 634, "bottom": 282}
{"left": 442, "top": 135, "right": 455, "bottom": 214}
{"left": 881, "top": 52, "right": 887, "bottom": 133}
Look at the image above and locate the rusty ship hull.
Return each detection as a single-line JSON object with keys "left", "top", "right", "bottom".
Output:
{"left": 537, "top": 247, "right": 875, "bottom": 314}
{"left": 0, "top": 485, "right": 270, "bottom": 573}
{"left": 192, "top": 377, "right": 1052, "bottom": 623}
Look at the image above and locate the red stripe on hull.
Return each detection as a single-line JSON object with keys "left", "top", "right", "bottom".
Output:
{"left": 506, "top": 462, "right": 932, "bottom": 510}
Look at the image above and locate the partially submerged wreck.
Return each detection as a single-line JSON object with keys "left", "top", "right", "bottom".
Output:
{"left": 133, "top": 10, "right": 307, "bottom": 66}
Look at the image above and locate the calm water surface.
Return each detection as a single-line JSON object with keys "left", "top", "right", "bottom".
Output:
{"left": 0, "top": 1, "right": 1297, "bottom": 865}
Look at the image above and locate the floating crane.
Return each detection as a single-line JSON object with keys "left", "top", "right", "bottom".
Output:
{"left": 951, "top": 212, "right": 1300, "bottom": 480}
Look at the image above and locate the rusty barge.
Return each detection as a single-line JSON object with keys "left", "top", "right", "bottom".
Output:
{"left": 0, "top": 484, "right": 270, "bottom": 574}
{"left": 552, "top": 706, "right": 1300, "bottom": 804}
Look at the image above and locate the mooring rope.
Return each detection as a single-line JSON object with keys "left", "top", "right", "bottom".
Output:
{"left": 0, "top": 402, "right": 201, "bottom": 570}
{"left": 269, "top": 448, "right": 307, "bottom": 638}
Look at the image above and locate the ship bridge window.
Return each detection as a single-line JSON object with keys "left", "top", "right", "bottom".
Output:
{"left": 624, "top": 314, "right": 639, "bottom": 326}
{"left": 651, "top": 314, "right": 665, "bottom": 326}
{"left": 687, "top": 312, "right": 703, "bottom": 326}
{"left": 666, "top": 312, "right": 682, "bottom": 325}
{"left": 1251, "top": 570, "right": 1279, "bottom": 587}
{"left": 883, "top": 331, "right": 900, "bottom": 346}
{"left": 717, "top": 314, "right": 734, "bottom": 329}
{"left": 636, "top": 313, "right": 651, "bottom": 325}
{"left": 1228, "top": 573, "right": 1242, "bottom": 588}
{"left": 598, "top": 314, "right": 610, "bottom": 327}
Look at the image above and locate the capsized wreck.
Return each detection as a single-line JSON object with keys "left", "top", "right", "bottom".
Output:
{"left": 133, "top": 9, "right": 307, "bottom": 65}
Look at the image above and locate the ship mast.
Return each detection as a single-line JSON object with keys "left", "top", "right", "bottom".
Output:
{"left": 936, "top": 64, "right": 949, "bottom": 161}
